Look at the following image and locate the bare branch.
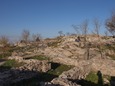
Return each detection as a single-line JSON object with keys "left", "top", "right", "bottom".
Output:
{"left": 105, "top": 12, "right": 115, "bottom": 36}
{"left": 22, "top": 29, "right": 30, "bottom": 43}
{"left": 81, "top": 20, "right": 89, "bottom": 41}
{"left": 93, "top": 18, "right": 101, "bottom": 36}
{"left": 32, "top": 33, "right": 41, "bottom": 42}
{"left": 58, "top": 31, "right": 64, "bottom": 36}
{"left": 72, "top": 25, "right": 81, "bottom": 35}
{"left": 0, "top": 36, "right": 9, "bottom": 47}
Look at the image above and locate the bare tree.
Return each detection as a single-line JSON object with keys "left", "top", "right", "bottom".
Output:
{"left": 105, "top": 12, "right": 115, "bottom": 37}
{"left": 66, "top": 32, "right": 70, "bottom": 36}
{"left": 72, "top": 20, "right": 88, "bottom": 37}
{"left": 81, "top": 20, "right": 90, "bottom": 60}
{"left": 32, "top": 34, "right": 37, "bottom": 42}
{"left": 93, "top": 18, "right": 106, "bottom": 59}
{"left": 32, "top": 33, "right": 41, "bottom": 42}
{"left": 0, "top": 36, "right": 9, "bottom": 58}
{"left": 93, "top": 18, "right": 101, "bottom": 36}
{"left": 72, "top": 25, "right": 81, "bottom": 35}
{"left": 104, "top": 30, "right": 108, "bottom": 37}
{"left": 22, "top": 29, "right": 30, "bottom": 43}
{"left": 0, "top": 36, "right": 9, "bottom": 47}
{"left": 74, "top": 20, "right": 89, "bottom": 60}
{"left": 81, "top": 20, "right": 88, "bottom": 42}
{"left": 58, "top": 31, "right": 64, "bottom": 36}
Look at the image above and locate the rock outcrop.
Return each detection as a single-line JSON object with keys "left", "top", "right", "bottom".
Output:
{"left": 59, "top": 65, "right": 91, "bottom": 80}
{"left": 1, "top": 35, "right": 115, "bottom": 86}
{"left": 16, "top": 59, "right": 51, "bottom": 72}
{"left": 8, "top": 56, "right": 51, "bottom": 72}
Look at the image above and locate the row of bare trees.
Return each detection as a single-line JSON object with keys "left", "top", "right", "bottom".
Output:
{"left": 72, "top": 19, "right": 101, "bottom": 37}
{"left": 21, "top": 29, "right": 41, "bottom": 43}
{"left": 72, "top": 14, "right": 115, "bottom": 60}
{"left": 81, "top": 12, "right": 114, "bottom": 60}
{"left": 0, "top": 12, "right": 115, "bottom": 47}
{"left": 22, "top": 12, "right": 115, "bottom": 43}
{"left": 0, "top": 30, "right": 41, "bottom": 47}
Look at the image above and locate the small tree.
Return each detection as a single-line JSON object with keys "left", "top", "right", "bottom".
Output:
{"left": 93, "top": 18, "right": 106, "bottom": 59}
{"left": 0, "top": 36, "right": 9, "bottom": 47}
{"left": 58, "top": 31, "right": 64, "bottom": 36}
{"left": 22, "top": 29, "right": 30, "bottom": 43}
{"left": 32, "top": 34, "right": 37, "bottom": 42}
{"left": 93, "top": 18, "right": 101, "bottom": 36}
{"left": 66, "top": 32, "right": 69, "bottom": 36}
{"left": 0, "top": 36, "right": 10, "bottom": 58}
{"left": 32, "top": 33, "right": 41, "bottom": 42}
{"left": 73, "top": 20, "right": 90, "bottom": 60}
{"left": 105, "top": 12, "right": 115, "bottom": 37}
{"left": 81, "top": 20, "right": 88, "bottom": 43}
{"left": 104, "top": 30, "right": 108, "bottom": 37}
{"left": 74, "top": 20, "right": 89, "bottom": 60}
{"left": 72, "top": 25, "right": 81, "bottom": 35}
{"left": 81, "top": 20, "right": 90, "bottom": 60}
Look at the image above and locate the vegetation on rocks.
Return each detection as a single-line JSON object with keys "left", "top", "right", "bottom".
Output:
{"left": 85, "top": 71, "right": 98, "bottom": 84}
{"left": 84, "top": 71, "right": 110, "bottom": 86}
{"left": 40, "top": 63, "right": 73, "bottom": 81}
{"left": 48, "top": 63, "right": 73, "bottom": 76}
{"left": 0, "top": 59, "right": 24, "bottom": 69}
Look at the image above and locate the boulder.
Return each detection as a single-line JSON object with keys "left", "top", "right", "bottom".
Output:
{"left": 17, "top": 59, "right": 51, "bottom": 72}
{"left": 51, "top": 78, "right": 81, "bottom": 86}
{"left": 91, "top": 59, "right": 115, "bottom": 76}
{"left": 59, "top": 66, "right": 91, "bottom": 80}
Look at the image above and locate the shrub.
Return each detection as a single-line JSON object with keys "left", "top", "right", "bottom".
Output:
{"left": 0, "top": 52, "right": 11, "bottom": 59}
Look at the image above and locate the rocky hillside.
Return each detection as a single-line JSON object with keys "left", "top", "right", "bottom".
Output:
{"left": 0, "top": 35, "right": 115, "bottom": 86}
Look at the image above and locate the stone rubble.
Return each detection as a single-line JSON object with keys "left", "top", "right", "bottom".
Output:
{"left": 16, "top": 59, "right": 51, "bottom": 72}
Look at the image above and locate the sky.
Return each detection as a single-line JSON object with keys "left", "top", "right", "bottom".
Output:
{"left": 0, "top": 0, "right": 115, "bottom": 41}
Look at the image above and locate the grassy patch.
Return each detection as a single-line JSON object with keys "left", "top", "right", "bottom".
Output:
{"left": 86, "top": 71, "right": 98, "bottom": 84}
{"left": 0, "top": 52, "right": 11, "bottom": 59}
{"left": 48, "top": 63, "right": 72, "bottom": 76}
{"left": 0, "top": 59, "right": 24, "bottom": 69}
{"left": 81, "top": 71, "right": 110, "bottom": 86}
{"left": 40, "top": 63, "right": 73, "bottom": 81}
